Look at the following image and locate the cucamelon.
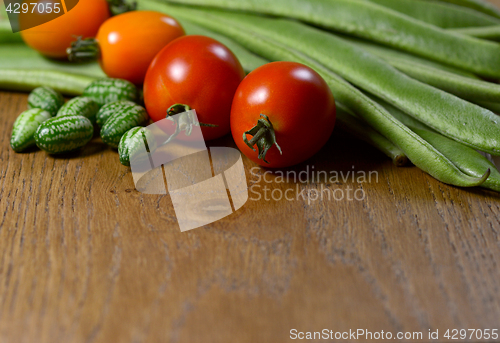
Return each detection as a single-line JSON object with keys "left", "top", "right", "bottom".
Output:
{"left": 118, "top": 127, "right": 157, "bottom": 166}
{"left": 27, "top": 87, "right": 64, "bottom": 116}
{"left": 82, "top": 78, "right": 139, "bottom": 107}
{"left": 96, "top": 100, "right": 137, "bottom": 127}
{"left": 100, "top": 104, "right": 149, "bottom": 148}
{"left": 56, "top": 96, "right": 99, "bottom": 124}
{"left": 10, "top": 108, "right": 52, "bottom": 152}
{"left": 34, "top": 115, "right": 94, "bottom": 154}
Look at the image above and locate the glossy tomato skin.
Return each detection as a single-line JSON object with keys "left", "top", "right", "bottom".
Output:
{"left": 143, "top": 35, "right": 245, "bottom": 141}
{"left": 20, "top": 0, "right": 110, "bottom": 59}
{"left": 231, "top": 62, "right": 336, "bottom": 168}
{"left": 96, "top": 11, "right": 185, "bottom": 84}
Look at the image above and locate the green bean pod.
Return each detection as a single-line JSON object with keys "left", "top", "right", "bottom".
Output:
{"left": 0, "top": 44, "right": 105, "bottom": 79}
{"left": 179, "top": 19, "right": 267, "bottom": 73}
{"left": 0, "top": 69, "right": 98, "bottom": 96}
{"left": 414, "top": 129, "right": 500, "bottom": 192}
{"left": 339, "top": 36, "right": 480, "bottom": 78}
{"left": 336, "top": 104, "right": 408, "bottom": 166}
{"left": 160, "top": 6, "right": 500, "bottom": 155}
{"left": 138, "top": 1, "right": 490, "bottom": 187}
{"left": 27, "top": 87, "right": 65, "bottom": 116}
{"left": 367, "top": 0, "right": 500, "bottom": 28}
{"left": 0, "top": 10, "right": 103, "bottom": 95}
{"left": 154, "top": 0, "right": 500, "bottom": 78}
{"left": 423, "top": 0, "right": 500, "bottom": 18}
{"left": 475, "top": 101, "right": 500, "bottom": 114}
{"left": 363, "top": 93, "right": 434, "bottom": 132}
{"left": 343, "top": 37, "right": 500, "bottom": 103}
{"left": 57, "top": 96, "right": 100, "bottom": 124}
{"left": 448, "top": 25, "right": 500, "bottom": 41}
{"left": 370, "top": 95, "right": 500, "bottom": 192}
{"left": 0, "top": 21, "right": 22, "bottom": 44}
{"left": 10, "top": 108, "right": 52, "bottom": 152}
{"left": 118, "top": 127, "right": 157, "bottom": 166}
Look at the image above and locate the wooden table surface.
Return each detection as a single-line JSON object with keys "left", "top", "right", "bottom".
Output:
{"left": 2, "top": 3, "right": 500, "bottom": 343}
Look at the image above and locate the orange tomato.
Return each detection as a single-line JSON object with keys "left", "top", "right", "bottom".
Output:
{"left": 20, "top": 0, "right": 110, "bottom": 59}
{"left": 94, "top": 11, "right": 185, "bottom": 84}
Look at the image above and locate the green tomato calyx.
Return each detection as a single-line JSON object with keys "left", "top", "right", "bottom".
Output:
{"left": 67, "top": 37, "right": 100, "bottom": 62}
{"left": 243, "top": 114, "right": 282, "bottom": 164}
{"left": 162, "top": 103, "right": 218, "bottom": 145}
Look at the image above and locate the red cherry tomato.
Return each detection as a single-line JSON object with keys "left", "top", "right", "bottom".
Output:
{"left": 143, "top": 35, "right": 245, "bottom": 141}
{"left": 20, "top": 0, "right": 110, "bottom": 59}
{"left": 231, "top": 62, "right": 336, "bottom": 168}
{"left": 93, "top": 11, "right": 185, "bottom": 84}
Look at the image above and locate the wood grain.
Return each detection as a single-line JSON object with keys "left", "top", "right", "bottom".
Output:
{"left": 2, "top": 3, "right": 500, "bottom": 342}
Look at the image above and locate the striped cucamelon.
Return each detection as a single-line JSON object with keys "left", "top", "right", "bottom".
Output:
{"left": 100, "top": 104, "right": 149, "bottom": 148}
{"left": 82, "top": 78, "right": 139, "bottom": 107}
{"left": 34, "top": 115, "right": 94, "bottom": 154}
{"left": 56, "top": 96, "right": 99, "bottom": 124}
{"left": 118, "top": 127, "right": 157, "bottom": 166}
{"left": 10, "top": 108, "right": 52, "bottom": 152}
{"left": 96, "top": 100, "right": 137, "bottom": 127}
{"left": 27, "top": 87, "right": 65, "bottom": 116}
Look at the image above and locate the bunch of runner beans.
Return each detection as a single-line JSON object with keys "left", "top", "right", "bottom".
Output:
{"left": 3, "top": 0, "right": 500, "bottom": 192}
{"left": 10, "top": 79, "right": 148, "bottom": 157}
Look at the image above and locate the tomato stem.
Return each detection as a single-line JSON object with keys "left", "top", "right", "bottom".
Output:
{"left": 243, "top": 114, "right": 282, "bottom": 164}
{"left": 167, "top": 103, "right": 218, "bottom": 128}
{"left": 162, "top": 103, "right": 218, "bottom": 145}
{"left": 67, "top": 37, "right": 100, "bottom": 62}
